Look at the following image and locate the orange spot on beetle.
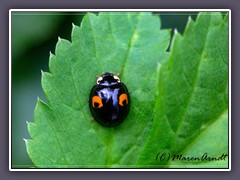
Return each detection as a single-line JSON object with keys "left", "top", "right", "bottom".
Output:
{"left": 119, "top": 93, "right": 128, "bottom": 106}
{"left": 92, "top": 96, "right": 103, "bottom": 109}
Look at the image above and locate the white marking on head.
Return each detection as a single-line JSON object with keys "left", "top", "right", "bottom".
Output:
{"left": 113, "top": 76, "right": 120, "bottom": 83}
{"left": 96, "top": 76, "right": 103, "bottom": 84}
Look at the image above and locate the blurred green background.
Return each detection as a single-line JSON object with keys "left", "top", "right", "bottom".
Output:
{"left": 11, "top": 11, "right": 197, "bottom": 168}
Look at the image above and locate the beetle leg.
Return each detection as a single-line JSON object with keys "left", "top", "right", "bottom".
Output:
{"left": 90, "top": 117, "right": 95, "bottom": 123}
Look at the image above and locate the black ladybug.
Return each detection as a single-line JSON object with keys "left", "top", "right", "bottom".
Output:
{"left": 89, "top": 72, "right": 130, "bottom": 127}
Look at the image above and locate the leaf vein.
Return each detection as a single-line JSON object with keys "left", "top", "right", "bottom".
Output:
{"left": 120, "top": 13, "right": 140, "bottom": 78}
{"left": 172, "top": 16, "right": 212, "bottom": 149}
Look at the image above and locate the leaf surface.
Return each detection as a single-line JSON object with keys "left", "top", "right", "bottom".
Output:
{"left": 26, "top": 12, "right": 170, "bottom": 168}
{"left": 137, "top": 12, "right": 229, "bottom": 168}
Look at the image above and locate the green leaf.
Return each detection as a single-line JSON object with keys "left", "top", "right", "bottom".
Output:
{"left": 26, "top": 12, "right": 170, "bottom": 168}
{"left": 137, "top": 12, "right": 229, "bottom": 168}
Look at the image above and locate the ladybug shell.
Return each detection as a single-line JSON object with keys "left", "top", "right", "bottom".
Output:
{"left": 89, "top": 73, "right": 130, "bottom": 127}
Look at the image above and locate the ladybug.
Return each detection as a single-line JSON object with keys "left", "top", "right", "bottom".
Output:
{"left": 89, "top": 72, "right": 130, "bottom": 127}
